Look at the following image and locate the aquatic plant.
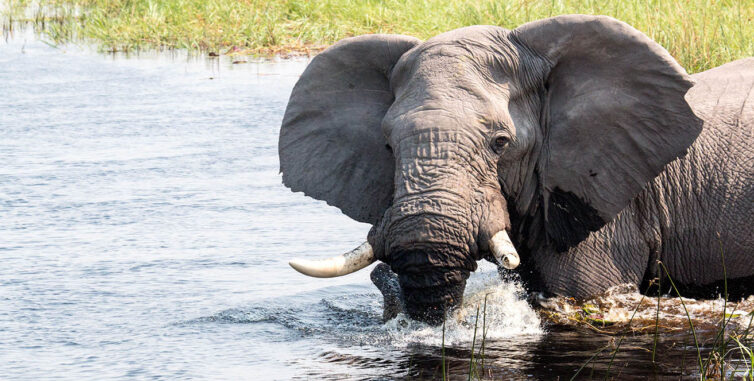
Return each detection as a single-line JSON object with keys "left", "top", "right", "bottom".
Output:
{"left": 558, "top": 253, "right": 754, "bottom": 380}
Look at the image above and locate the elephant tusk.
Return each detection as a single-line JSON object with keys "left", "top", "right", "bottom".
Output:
{"left": 289, "top": 241, "right": 375, "bottom": 278}
{"left": 489, "top": 230, "right": 520, "bottom": 270}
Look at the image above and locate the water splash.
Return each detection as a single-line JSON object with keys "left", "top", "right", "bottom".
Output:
{"left": 380, "top": 270, "right": 543, "bottom": 347}
{"left": 189, "top": 268, "right": 543, "bottom": 350}
{"left": 537, "top": 283, "right": 754, "bottom": 335}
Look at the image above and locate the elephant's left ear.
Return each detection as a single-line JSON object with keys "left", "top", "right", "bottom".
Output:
{"left": 512, "top": 15, "right": 703, "bottom": 252}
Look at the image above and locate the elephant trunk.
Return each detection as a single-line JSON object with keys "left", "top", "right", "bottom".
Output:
{"left": 376, "top": 192, "right": 479, "bottom": 323}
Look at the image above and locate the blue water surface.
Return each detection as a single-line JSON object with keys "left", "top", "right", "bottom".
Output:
{"left": 0, "top": 28, "right": 386, "bottom": 379}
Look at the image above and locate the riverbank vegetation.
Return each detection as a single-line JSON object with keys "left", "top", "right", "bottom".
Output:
{"left": 3, "top": 0, "right": 752, "bottom": 72}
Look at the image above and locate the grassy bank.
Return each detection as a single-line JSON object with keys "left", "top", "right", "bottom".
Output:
{"left": 5, "top": 0, "right": 753, "bottom": 72}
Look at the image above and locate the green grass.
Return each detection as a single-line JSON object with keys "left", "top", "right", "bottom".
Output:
{"left": 658, "top": 261, "right": 705, "bottom": 377}
{"left": 3, "top": 0, "right": 753, "bottom": 72}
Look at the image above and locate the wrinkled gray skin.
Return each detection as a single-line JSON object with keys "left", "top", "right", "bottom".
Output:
{"left": 279, "top": 15, "right": 754, "bottom": 324}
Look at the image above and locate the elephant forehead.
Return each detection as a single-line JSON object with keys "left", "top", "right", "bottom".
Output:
{"left": 395, "top": 53, "right": 512, "bottom": 98}
{"left": 426, "top": 25, "right": 511, "bottom": 45}
{"left": 391, "top": 27, "right": 523, "bottom": 94}
{"left": 385, "top": 56, "right": 517, "bottom": 143}
{"left": 392, "top": 25, "right": 512, "bottom": 74}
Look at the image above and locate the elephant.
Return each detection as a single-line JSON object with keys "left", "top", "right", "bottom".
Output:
{"left": 279, "top": 14, "right": 754, "bottom": 324}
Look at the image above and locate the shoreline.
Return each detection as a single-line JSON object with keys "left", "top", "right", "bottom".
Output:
{"left": 2, "top": 0, "right": 752, "bottom": 72}
{"left": 2, "top": 17, "right": 327, "bottom": 59}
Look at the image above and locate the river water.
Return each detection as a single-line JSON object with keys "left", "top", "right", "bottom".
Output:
{"left": 1, "top": 28, "right": 751, "bottom": 380}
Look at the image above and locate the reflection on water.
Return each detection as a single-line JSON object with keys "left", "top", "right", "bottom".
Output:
{"left": 1, "top": 26, "right": 752, "bottom": 380}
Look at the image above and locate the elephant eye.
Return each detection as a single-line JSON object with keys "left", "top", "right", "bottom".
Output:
{"left": 491, "top": 135, "right": 510, "bottom": 154}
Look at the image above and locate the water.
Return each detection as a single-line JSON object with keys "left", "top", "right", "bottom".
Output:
{"left": 1, "top": 28, "right": 751, "bottom": 380}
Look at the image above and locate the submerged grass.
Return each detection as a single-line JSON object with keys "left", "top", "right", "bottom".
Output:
{"left": 3, "top": 0, "right": 753, "bottom": 72}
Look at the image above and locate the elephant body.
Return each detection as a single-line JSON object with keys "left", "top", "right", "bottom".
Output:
{"left": 279, "top": 15, "right": 754, "bottom": 323}
{"left": 525, "top": 58, "right": 754, "bottom": 299}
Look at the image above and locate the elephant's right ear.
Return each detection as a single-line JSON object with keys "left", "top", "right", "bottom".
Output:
{"left": 279, "top": 35, "right": 420, "bottom": 224}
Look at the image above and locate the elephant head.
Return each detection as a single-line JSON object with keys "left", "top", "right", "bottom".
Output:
{"left": 280, "top": 15, "right": 701, "bottom": 324}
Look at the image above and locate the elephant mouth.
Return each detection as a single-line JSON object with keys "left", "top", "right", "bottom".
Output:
{"left": 371, "top": 262, "right": 467, "bottom": 324}
{"left": 388, "top": 247, "right": 472, "bottom": 324}
{"left": 401, "top": 277, "right": 467, "bottom": 324}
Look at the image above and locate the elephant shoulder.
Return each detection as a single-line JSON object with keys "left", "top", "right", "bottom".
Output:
{"left": 687, "top": 58, "right": 754, "bottom": 128}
